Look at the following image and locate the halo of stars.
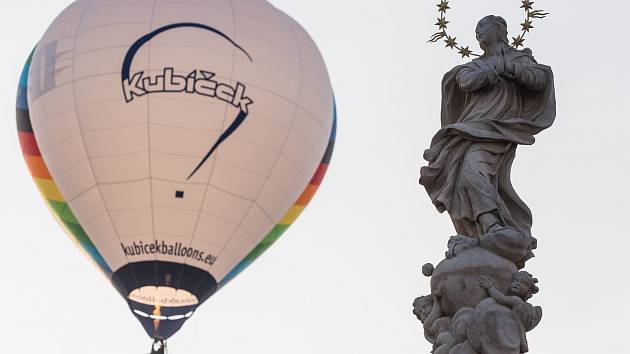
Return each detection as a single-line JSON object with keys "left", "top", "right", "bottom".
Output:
{"left": 428, "top": 0, "right": 549, "bottom": 58}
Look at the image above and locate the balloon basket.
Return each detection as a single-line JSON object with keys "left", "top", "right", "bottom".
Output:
{"left": 150, "top": 339, "right": 167, "bottom": 354}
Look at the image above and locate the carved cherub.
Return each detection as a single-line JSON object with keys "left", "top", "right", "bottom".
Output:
{"left": 413, "top": 294, "right": 435, "bottom": 325}
{"left": 412, "top": 292, "right": 455, "bottom": 354}
{"left": 479, "top": 272, "right": 543, "bottom": 352}
{"left": 468, "top": 272, "right": 542, "bottom": 354}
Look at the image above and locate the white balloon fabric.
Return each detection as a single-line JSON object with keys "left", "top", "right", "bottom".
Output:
{"left": 18, "top": 0, "right": 335, "bottom": 340}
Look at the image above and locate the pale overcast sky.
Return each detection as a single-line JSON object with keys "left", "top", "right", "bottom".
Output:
{"left": 1, "top": 0, "right": 628, "bottom": 353}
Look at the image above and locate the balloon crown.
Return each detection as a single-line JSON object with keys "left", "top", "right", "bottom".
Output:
{"left": 428, "top": 0, "right": 549, "bottom": 58}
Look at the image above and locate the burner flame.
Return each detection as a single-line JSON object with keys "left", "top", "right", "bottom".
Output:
{"left": 153, "top": 305, "right": 162, "bottom": 332}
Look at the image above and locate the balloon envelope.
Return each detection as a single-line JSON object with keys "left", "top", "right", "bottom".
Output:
{"left": 17, "top": 0, "right": 335, "bottom": 340}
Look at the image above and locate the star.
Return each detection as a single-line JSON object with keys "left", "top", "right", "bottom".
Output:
{"left": 435, "top": 17, "right": 449, "bottom": 30}
{"left": 521, "top": 0, "right": 534, "bottom": 11}
{"left": 458, "top": 46, "right": 473, "bottom": 58}
{"left": 437, "top": 1, "right": 450, "bottom": 13}
{"left": 445, "top": 35, "right": 457, "bottom": 49}
{"left": 512, "top": 35, "right": 525, "bottom": 48}
{"left": 521, "top": 20, "right": 534, "bottom": 32}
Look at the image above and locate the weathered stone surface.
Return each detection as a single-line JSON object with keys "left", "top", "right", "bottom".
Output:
{"left": 449, "top": 342, "right": 480, "bottom": 354}
{"left": 480, "top": 228, "right": 537, "bottom": 269}
{"left": 430, "top": 246, "right": 516, "bottom": 316}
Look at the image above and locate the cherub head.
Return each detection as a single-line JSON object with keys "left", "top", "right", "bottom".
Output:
{"left": 476, "top": 15, "right": 510, "bottom": 52}
{"left": 510, "top": 271, "right": 539, "bottom": 300}
{"left": 446, "top": 235, "right": 479, "bottom": 258}
{"left": 413, "top": 295, "right": 434, "bottom": 323}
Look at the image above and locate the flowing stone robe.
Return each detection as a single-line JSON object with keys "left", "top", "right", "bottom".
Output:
{"left": 420, "top": 49, "right": 556, "bottom": 238}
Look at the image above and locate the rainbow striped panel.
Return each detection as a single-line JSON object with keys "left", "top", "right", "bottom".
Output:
{"left": 16, "top": 49, "right": 112, "bottom": 276}
{"left": 219, "top": 103, "right": 337, "bottom": 287}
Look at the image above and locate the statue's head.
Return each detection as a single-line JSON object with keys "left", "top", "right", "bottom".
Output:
{"left": 510, "top": 271, "right": 539, "bottom": 300}
{"left": 412, "top": 295, "right": 434, "bottom": 322}
{"left": 476, "top": 15, "right": 510, "bottom": 52}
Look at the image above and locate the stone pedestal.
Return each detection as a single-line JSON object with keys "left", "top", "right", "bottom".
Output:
{"left": 413, "top": 235, "right": 541, "bottom": 354}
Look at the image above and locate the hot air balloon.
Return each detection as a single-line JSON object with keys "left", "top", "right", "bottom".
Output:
{"left": 16, "top": 0, "right": 335, "bottom": 351}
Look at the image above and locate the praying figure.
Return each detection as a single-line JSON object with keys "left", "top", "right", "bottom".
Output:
{"left": 420, "top": 15, "right": 556, "bottom": 239}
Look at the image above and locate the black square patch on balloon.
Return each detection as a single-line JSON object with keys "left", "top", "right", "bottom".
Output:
{"left": 175, "top": 191, "right": 185, "bottom": 199}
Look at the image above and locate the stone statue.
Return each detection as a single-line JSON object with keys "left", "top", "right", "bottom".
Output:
{"left": 420, "top": 15, "right": 555, "bottom": 240}
{"left": 414, "top": 14, "right": 555, "bottom": 354}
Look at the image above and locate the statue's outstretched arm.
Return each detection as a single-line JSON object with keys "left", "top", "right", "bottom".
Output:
{"left": 456, "top": 64, "right": 500, "bottom": 92}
